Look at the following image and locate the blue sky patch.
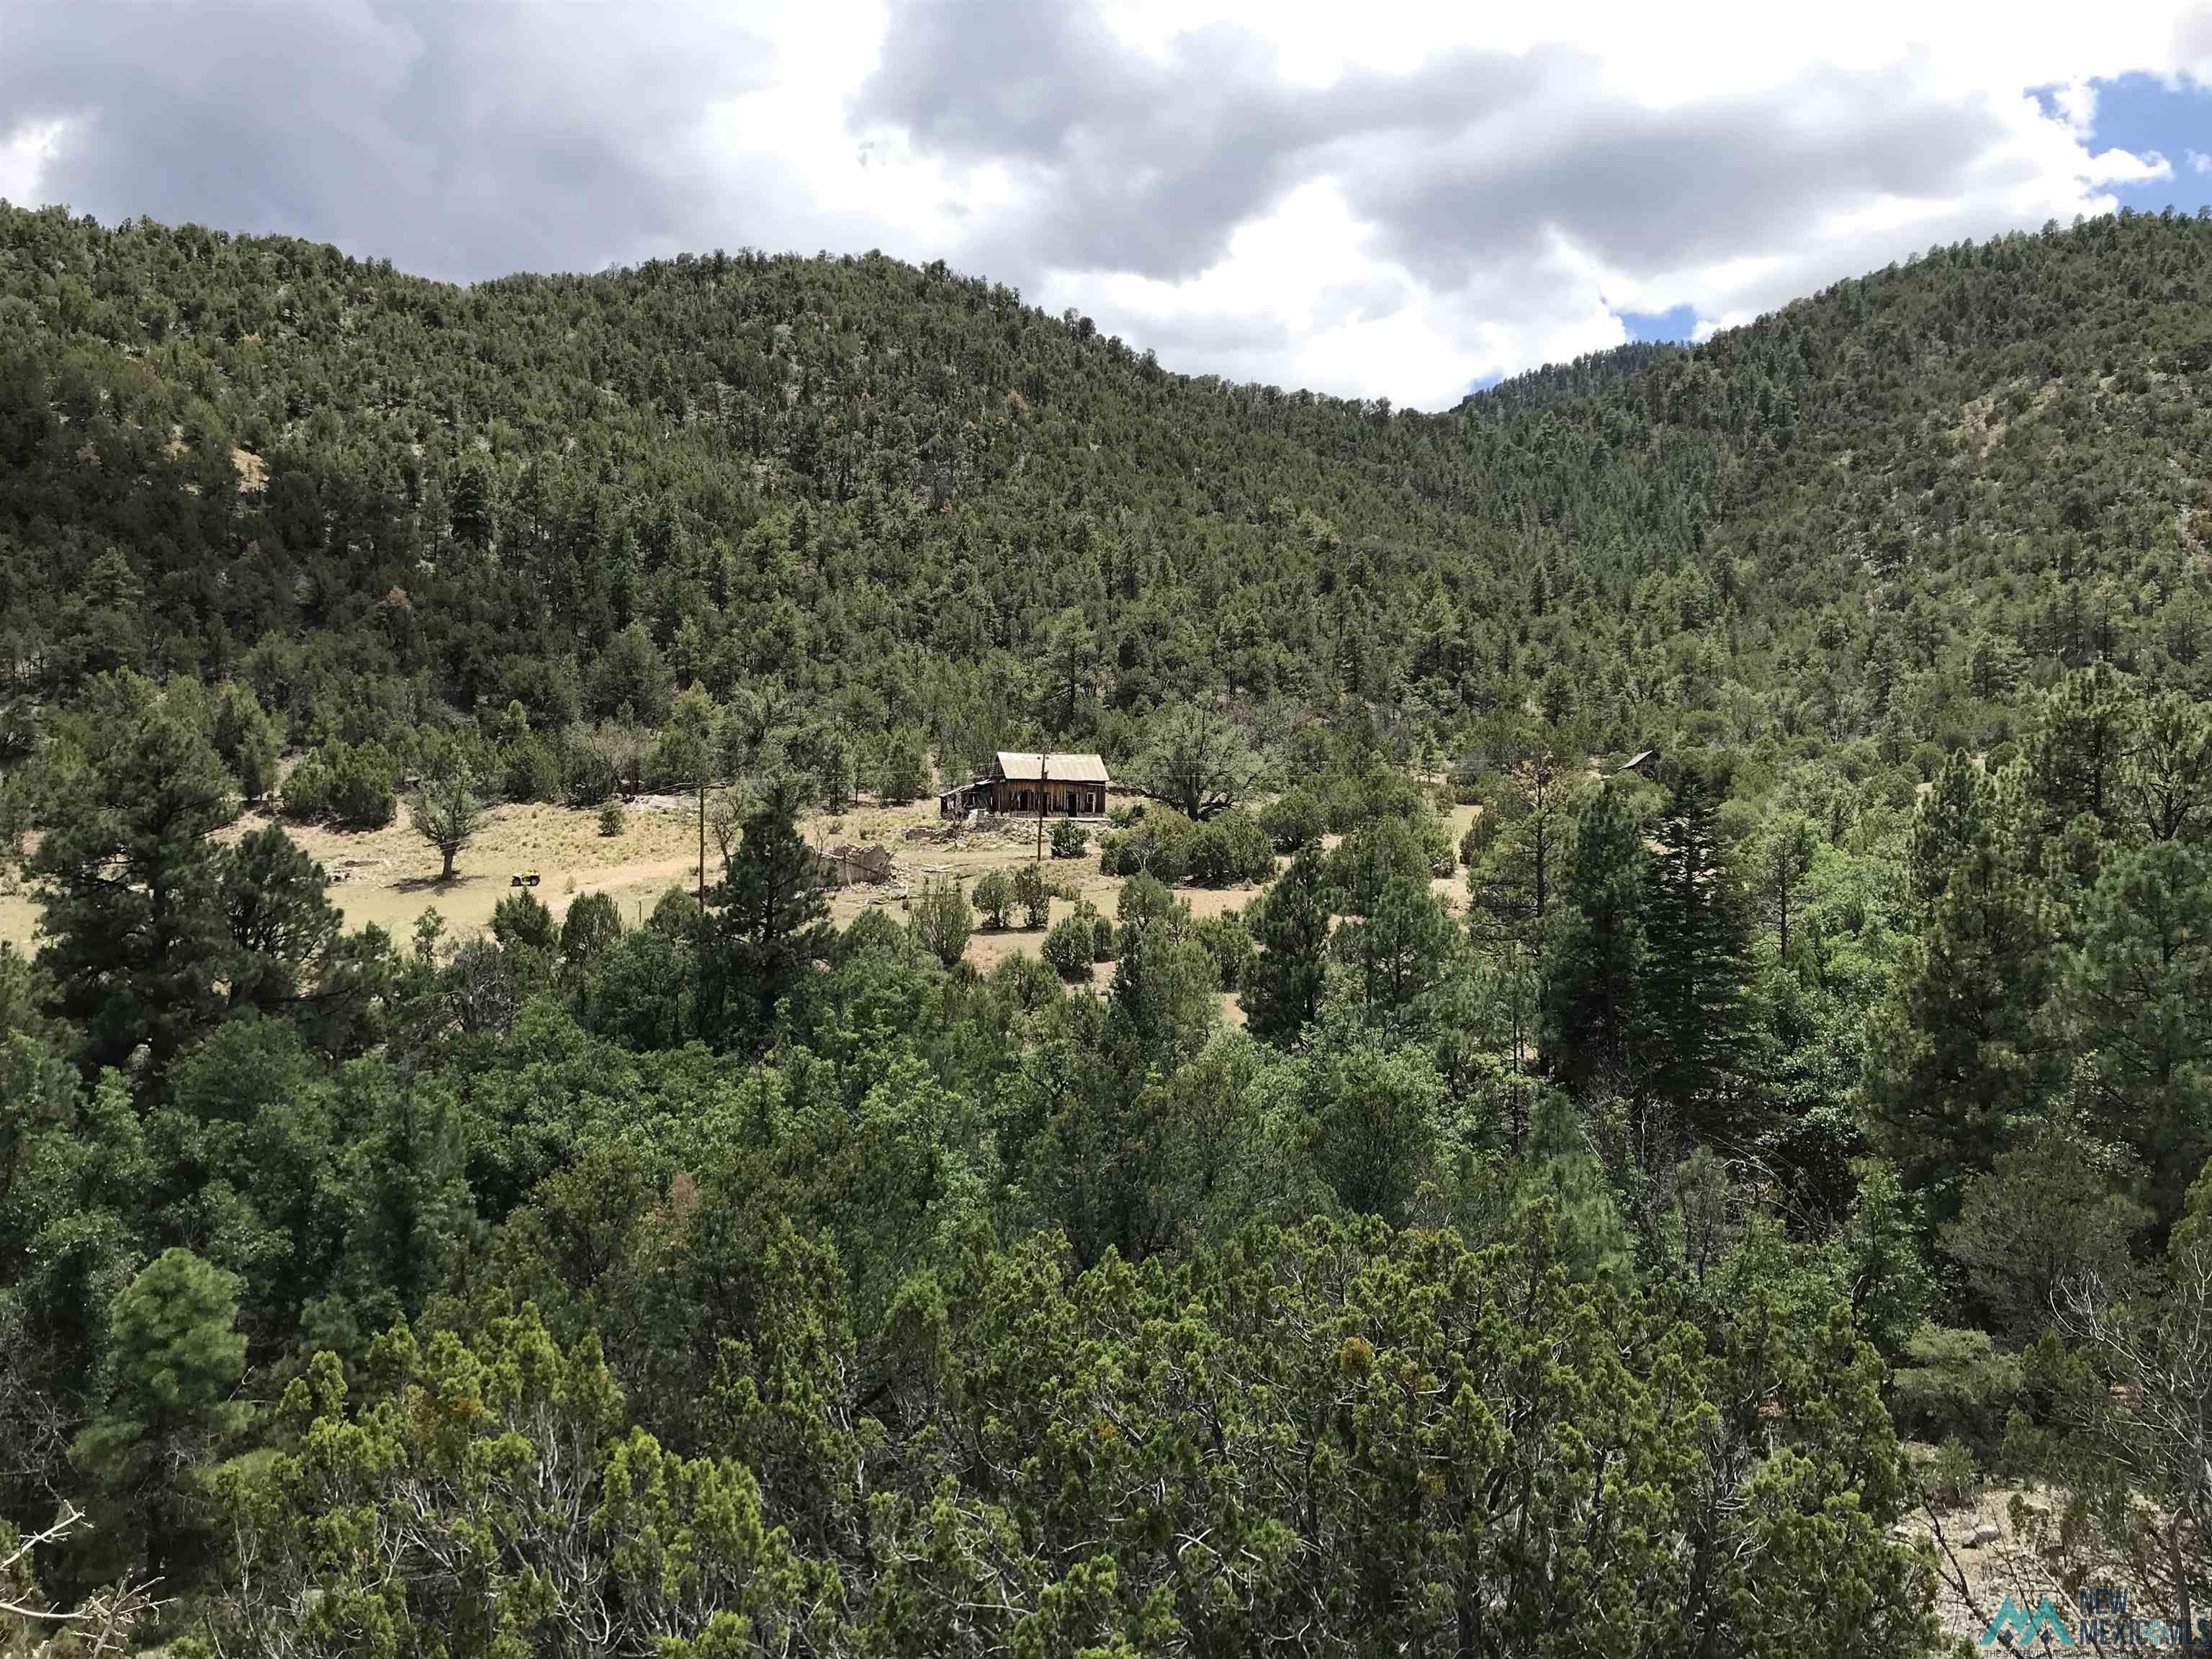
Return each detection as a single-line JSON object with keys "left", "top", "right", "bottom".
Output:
{"left": 1619, "top": 303, "right": 1699, "bottom": 344}
{"left": 2035, "top": 73, "right": 2212, "bottom": 215}
{"left": 1609, "top": 76, "right": 2211, "bottom": 351}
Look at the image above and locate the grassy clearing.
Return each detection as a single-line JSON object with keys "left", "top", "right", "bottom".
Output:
{"left": 0, "top": 790, "right": 1465, "bottom": 971}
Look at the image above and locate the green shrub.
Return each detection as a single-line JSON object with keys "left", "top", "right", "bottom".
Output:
{"left": 971, "top": 868, "right": 1015, "bottom": 929}
{"left": 1097, "top": 809, "right": 1192, "bottom": 881}
{"left": 1043, "top": 910, "right": 1096, "bottom": 982}
{"left": 1187, "top": 809, "right": 1275, "bottom": 885}
{"left": 331, "top": 742, "right": 400, "bottom": 829}
{"left": 1050, "top": 818, "right": 1089, "bottom": 859}
{"left": 492, "top": 888, "right": 558, "bottom": 953}
{"left": 560, "top": 891, "right": 623, "bottom": 968}
{"left": 1012, "top": 862, "right": 1049, "bottom": 929}
{"left": 1325, "top": 815, "right": 1433, "bottom": 916}
{"left": 1190, "top": 910, "right": 1256, "bottom": 989}
{"left": 598, "top": 801, "right": 626, "bottom": 837}
{"left": 989, "top": 950, "right": 1064, "bottom": 1010}
{"left": 496, "top": 733, "right": 560, "bottom": 802}
{"left": 647, "top": 888, "right": 702, "bottom": 938}
{"left": 1921, "top": 1437, "right": 1981, "bottom": 1513}
{"left": 1449, "top": 756, "right": 1488, "bottom": 806}
{"left": 1890, "top": 1325, "right": 2025, "bottom": 1459}
{"left": 909, "top": 877, "right": 970, "bottom": 969}
{"left": 1260, "top": 786, "right": 1328, "bottom": 852}
{"left": 562, "top": 741, "right": 620, "bottom": 808}
{"left": 279, "top": 739, "right": 398, "bottom": 829}
{"left": 1416, "top": 811, "right": 1456, "bottom": 876}
{"left": 279, "top": 755, "right": 332, "bottom": 822}
{"left": 1099, "top": 806, "right": 1272, "bottom": 886}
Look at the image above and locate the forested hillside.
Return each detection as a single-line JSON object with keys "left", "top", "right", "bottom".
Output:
{"left": 4, "top": 202, "right": 2212, "bottom": 1655}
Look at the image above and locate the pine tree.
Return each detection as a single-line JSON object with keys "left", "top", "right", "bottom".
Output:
{"left": 1864, "top": 755, "right": 2056, "bottom": 1222}
{"left": 1749, "top": 811, "right": 1817, "bottom": 961}
{"left": 2023, "top": 665, "right": 2134, "bottom": 838}
{"left": 2048, "top": 839, "right": 2212, "bottom": 1223}
{"left": 708, "top": 775, "right": 832, "bottom": 1048}
{"left": 654, "top": 684, "right": 719, "bottom": 902}
{"left": 208, "top": 680, "right": 281, "bottom": 803}
{"left": 2121, "top": 690, "right": 2212, "bottom": 847}
{"left": 1516, "top": 1089, "right": 1631, "bottom": 1281}
{"left": 1642, "top": 760, "right": 1749, "bottom": 1136}
{"left": 1542, "top": 784, "right": 1650, "bottom": 1098}
{"left": 32, "top": 685, "right": 233, "bottom": 1076}
{"left": 1241, "top": 845, "right": 1331, "bottom": 1047}
{"left": 878, "top": 726, "right": 931, "bottom": 805}
{"left": 73, "top": 1249, "right": 248, "bottom": 1581}
{"left": 1335, "top": 874, "right": 1457, "bottom": 1023}
{"left": 217, "top": 824, "right": 339, "bottom": 1013}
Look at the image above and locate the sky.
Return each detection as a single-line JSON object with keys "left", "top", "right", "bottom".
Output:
{"left": 1, "top": 1, "right": 2208, "bottom": 409}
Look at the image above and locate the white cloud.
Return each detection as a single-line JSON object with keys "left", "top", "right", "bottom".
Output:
{"left": 6, "top": 0, "right": 2211, "bottom": 407}
{"left": 896, "top": 3, "right": 2212, "bottom": 403}
{"left": 0, "top": 119, "right": 71, "bottom": 207}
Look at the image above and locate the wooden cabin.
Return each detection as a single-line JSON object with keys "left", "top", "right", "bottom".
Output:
{"left": 940, "top": 751, "right": 1111, "bottom": 819}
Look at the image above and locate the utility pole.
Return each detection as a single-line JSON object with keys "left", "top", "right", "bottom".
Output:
{"left": 1035, "top": 751, "right": 1048, "bottom": 861}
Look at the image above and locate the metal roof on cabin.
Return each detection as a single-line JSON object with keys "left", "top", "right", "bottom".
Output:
{"left": 994, "top": 750, "right": 1112, "bottom": 784}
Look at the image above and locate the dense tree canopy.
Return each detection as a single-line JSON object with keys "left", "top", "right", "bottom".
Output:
{"left": 3, "top": 201, "right": 2212, "bottom": 1650}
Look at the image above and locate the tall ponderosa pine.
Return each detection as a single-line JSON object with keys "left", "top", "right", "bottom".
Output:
{"left": 1336, "top": 874, "right": 1457, "bottom": 1026}
{"left": 1241, "top": 845, "right": 1332, "bottom": 1047}
{"left": 1542, "top": 784, "right": 1650, "bottom": 1097}
{"left": 2019, "top": 665, "right": 2136, "bottom": 900}
{"left": 1642, "top": 760, "right": 1749, "bottom": 1137}
{"left": 2121, "top": 689, "right": 2212, "bottom": 848}
{"left": 207, "top": 680, "right": 281, "bottom": 803}
{"left": 653, "top": 684, "right": 718, "bottom": 902}
{"left": 2023, "top": 665, "right": 2135, "bottom": 839}
{"left": 1864, "top": 755, "right": 2056, "bottom": 1221}
{"left": 217, "top": 824, "right": 339, "bottom": 1014}
{"left": 2048, "top": 839, "right": 2212, "bottom": 1225}
{"left": 1750, "top": 811, "right": 1817, "bottom": 961}
{"left": 72, "top": 1249, "right": 247, "bottom": 1581}
{"left": 1465, "top": 739, "right": 1575, "bottom": 970}
{"left": 708, "top": 775, "right": 832, "bottom": 1048}
{"left": 32, "top": 683, "right": 233, "bottom": 1076}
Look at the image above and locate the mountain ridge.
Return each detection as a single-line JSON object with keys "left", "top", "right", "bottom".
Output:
{"left": 1, "top": 202, "right": 2207, "bottom": 773}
